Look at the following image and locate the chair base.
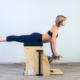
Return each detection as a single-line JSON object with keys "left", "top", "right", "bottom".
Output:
{"left": 23, "top": 42, "right": 63, "bottom": 76}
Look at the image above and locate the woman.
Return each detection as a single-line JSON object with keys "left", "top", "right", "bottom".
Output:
{"left": 0, "top": 15, "right": 67, "bottom": 58}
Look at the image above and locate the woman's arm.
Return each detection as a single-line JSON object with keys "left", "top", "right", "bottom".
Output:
{"left": 50, "top": 41, "right": 57, "bottom": 55}
{"left": 50, "top": 41, "right": 53, "bottom": 53}
{"left": 51, "top": 27, "right": 57, "bottom": 55}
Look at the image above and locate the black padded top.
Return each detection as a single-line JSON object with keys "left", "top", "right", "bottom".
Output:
{"left": 24, "top": 42, "right": 43, "bottom": 46}
{"left": 47, "top": 30, "right": 58, "bottom": 38}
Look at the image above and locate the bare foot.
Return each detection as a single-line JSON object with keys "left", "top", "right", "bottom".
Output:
{"left": 0, "top": 37, "right": 6, "bottom": 42}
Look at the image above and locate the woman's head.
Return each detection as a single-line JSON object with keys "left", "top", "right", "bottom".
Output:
{"left": 55, "top": 15, "right": 67, "bottom": 27}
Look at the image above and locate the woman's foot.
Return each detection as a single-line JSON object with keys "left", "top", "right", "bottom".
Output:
{"left": 0, "top": 37, "right": 6, "bottom": 42}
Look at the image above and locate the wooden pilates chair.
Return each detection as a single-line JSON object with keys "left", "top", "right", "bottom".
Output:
{"left": 23, "top": 42, "right": 63, "bottom": 76}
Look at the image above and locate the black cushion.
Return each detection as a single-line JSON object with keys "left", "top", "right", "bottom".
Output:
{"left": 24, "top": 42, "right": 43, "bottom": 46}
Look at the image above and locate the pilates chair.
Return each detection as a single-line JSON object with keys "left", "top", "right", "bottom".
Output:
{"left": 23, "top": 42, "right": 63, "bottom": 76}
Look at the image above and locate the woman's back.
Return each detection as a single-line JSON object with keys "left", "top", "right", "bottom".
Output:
{"left": 42, "top": 26, "right": 58, "bottom": 43}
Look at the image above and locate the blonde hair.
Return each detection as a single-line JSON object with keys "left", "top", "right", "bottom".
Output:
{"left": 53, "top": 15, "right": 67, "bottom": 27}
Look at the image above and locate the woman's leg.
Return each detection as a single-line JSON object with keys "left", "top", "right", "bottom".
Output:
{"left": 0, "top": 35, "right": 27, "bottom": 42}
{"left": 0, "top": 33, "right": 42, "bottom": 43}
{"left": 0, "top": 35, "right": 31, "bottom": 42}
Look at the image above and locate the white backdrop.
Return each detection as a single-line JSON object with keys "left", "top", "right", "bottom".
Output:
{"left": 0, "top": 0, "right": 80, "bottom": 63}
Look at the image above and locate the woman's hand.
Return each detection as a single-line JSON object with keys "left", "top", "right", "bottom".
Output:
{"left": 55, "top": 53, "right": 63, "bottom": 58}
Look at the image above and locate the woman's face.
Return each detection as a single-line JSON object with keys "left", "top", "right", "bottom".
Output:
{"left": 61, "top": 20, "right": 66, "bottom": 26}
